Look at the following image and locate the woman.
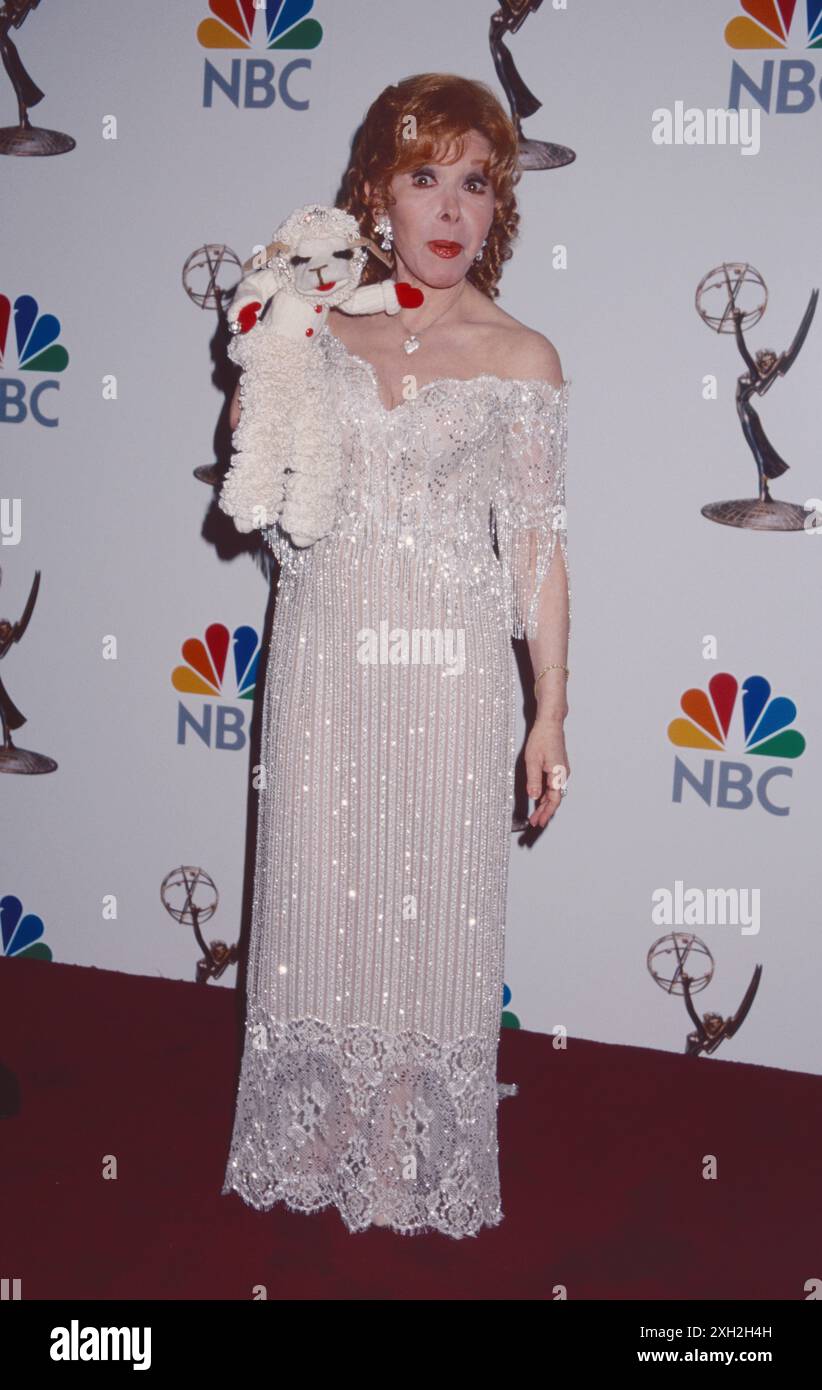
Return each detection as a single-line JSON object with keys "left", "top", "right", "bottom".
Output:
{"left": 221, "top": 73, "right": 571, "bottom": 1238}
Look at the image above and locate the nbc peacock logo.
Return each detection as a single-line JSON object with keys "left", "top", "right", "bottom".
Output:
{"left": 725, "top": 0, "right": 821, "bottom": 48}
{"left": 501, "top": 982, "right": 520, "bottom": 1030}
{"left": 725, "top": 1, "right": 822, "bottom": 111}
{"left": 197, "top": 0, "right": 323, "bottom": 111}
{"left": 172, "top": 622, "right": 260, "bottom": 750}
{"left": 668, "top": 671, "right": 806, "bottom": 815}
{"left": 1, "top": 895, "right": 52, "bottom": 962}
{"left": 0, "top": 293, "right": 69, "bottom": 429}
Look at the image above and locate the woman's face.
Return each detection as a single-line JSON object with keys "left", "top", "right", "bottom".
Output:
{"left": 366, "top": 129, "right": 496, "bottom": 288}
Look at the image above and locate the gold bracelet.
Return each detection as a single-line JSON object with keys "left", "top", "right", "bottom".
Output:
{"left": 534, "top": 663, "right": 569, "bottom": 695}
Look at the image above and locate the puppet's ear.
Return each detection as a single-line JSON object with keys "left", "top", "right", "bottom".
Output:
{"left": 350, "top": 235, "right": 393, "bottom": 270}
{"left": 242, "top": 239, "right": 289, "bottom": 272}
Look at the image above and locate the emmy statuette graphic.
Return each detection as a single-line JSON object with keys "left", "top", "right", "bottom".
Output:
{"left": 161, "top": 865, "right": 238, "bottom": 984}
{"left": 0, "top": 0, "right": 75, "bottom": 155}
{"left": 0, "top": 566, "right": 57, "bottom": 774}
{"left": 696, "top": 262, "right": 818, "bottom": 531}
{"left": 489, "top": 0, "right": 575, "bottom": 170}
{"left": 182, "top": 243, "right": 245, "bottom": 486}
{"left": 648, "top": 932, "right": 762, "bottom": 1058}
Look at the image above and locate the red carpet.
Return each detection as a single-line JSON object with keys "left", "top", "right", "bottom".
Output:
{"left": 1, "top": 956, "right": 820, "bottom": 1300}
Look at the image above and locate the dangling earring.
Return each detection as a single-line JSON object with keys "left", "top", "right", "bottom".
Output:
{"left": 374, "top": 212, "right": 393, "bottom": 252}
{"left": 474, "top": 238, "right": 487, "bottom": 263}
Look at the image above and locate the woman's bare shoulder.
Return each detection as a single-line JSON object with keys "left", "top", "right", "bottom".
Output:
{"left": 475, "top": 300, "right": 564, "bottom": 387}
{"left": 508, "top": 329, "right": 564, "bottom": 388}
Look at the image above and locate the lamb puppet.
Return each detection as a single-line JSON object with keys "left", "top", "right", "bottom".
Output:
{"left": 218, "top": 203, "right": 423, "bottom": 548}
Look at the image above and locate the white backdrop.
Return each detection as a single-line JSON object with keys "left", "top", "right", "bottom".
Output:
{"left": 3, "top": 0, "right": 820, "bottom": 1074}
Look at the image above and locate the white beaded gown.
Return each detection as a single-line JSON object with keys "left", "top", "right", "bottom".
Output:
{"left": 221, "top": 319, "right": 570, "bottom": 1238}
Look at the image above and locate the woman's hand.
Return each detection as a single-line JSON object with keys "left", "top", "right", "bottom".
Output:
{"left": 524, "top": 717, "right": 570, "bottom": 829}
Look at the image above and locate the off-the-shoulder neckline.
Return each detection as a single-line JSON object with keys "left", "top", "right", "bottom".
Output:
{"left": 321, "top": 322, "right": 570, "bottom": 417}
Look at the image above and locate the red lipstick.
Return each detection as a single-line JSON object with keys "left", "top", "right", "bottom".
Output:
{"left": 427, "top": 241, "right": 462, "bottom": 259}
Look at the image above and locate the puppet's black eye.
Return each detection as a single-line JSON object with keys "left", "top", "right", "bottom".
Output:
{"left": 333, "top": 248, "right": 354, "bottom": 260}
{"left": 290, "top": 254, "right": 310, "bottom": 266}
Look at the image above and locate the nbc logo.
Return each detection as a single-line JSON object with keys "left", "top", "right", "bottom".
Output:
{"left": 197, "top": 0, "right": 323, "bottom": 111}
{"left": 501, "top": 982, "right": 520, "bottom": 1030}
{"left": 0, "top": 294, "right": 69, "bottom": 428}
{"left": 1, "top": 895, "right": 52, "bottom": 961}
{"left": 172, "top": 622, "right": 259, "bottom": 750}
{"left": 725, "top": 0, "right": 822, "bottom": 113}
{"left": 668, "top": 672, "right": 806, "bottom": 816}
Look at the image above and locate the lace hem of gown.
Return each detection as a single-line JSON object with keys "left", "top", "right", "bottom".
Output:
{"left": 221, "top": 1007, "right": 519, "bottom": 1239}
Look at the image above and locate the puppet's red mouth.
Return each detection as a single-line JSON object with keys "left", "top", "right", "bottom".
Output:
{"left": 315, "top": 279, "right": 337, "bottom": 291}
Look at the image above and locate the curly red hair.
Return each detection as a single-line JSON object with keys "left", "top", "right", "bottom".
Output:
{"left": 338, "top": 73, "right": 522, "bottom": 300}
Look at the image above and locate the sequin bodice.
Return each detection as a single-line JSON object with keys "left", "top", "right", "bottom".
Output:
{"left": 263, "top": 322, "right": 571, "bottom": 640}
